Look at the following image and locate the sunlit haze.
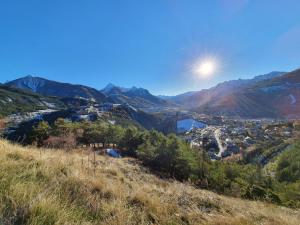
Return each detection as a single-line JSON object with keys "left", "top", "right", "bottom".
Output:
{"left": 192, "top": 58, "right": 218, "bottom": 78}
{"left": 0, "top": 1, "right": 299, "bottom": 95}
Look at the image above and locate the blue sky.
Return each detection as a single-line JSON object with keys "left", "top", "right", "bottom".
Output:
{"left": 0, "top": 0, "right": 300, "bottom": 95}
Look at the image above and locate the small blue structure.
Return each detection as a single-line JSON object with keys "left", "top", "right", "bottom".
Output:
{"left": 177, "top": 119, "right": 207, "bottom": 133}
{"left": 106, "top": 149, "right": 121, "bottom": 158}
{"left": 34, "top": 114, "right": 43, "bottom": 121}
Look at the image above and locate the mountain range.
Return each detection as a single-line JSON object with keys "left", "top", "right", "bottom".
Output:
{"left": 4, "top": 68, "right": 300, "bottom": 119}
{"left": 163, "top": 71, "right": 285, "bottom": 107}
{"left": 162, "top": 70, "right": 300, "bottom": 119}
{"left": 6, "top": 76, "right": 169, "bottom": 110}
{"left": 101, "top": 83, "right": 170, "bottom": 109}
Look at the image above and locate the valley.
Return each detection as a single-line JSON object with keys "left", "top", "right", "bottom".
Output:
{"left": 0, "top": 69, "right": 300, "bottom": 224}
{"left": 181, "top": 117, "right": 298, "bottom": 161}
{"left": 2, "top": 70, "right": 300, "bottom": 162}
{"left": 1, "top": 2, "right": 300, "bottom": 224}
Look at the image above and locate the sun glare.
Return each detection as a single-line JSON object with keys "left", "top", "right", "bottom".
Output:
{"left": 192, "top": 57, "right": 218, "bottom": 78}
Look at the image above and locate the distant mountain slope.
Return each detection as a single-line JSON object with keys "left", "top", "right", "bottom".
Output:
{"left": 248, "top": 68, "right": 300, "bottom": 119}
{"left": 101, "top": 84, "right": 170, "bottom": 109}
{"left": 7, "top": 75, "right": 108, "bottom": 103}
{"left": 0, "top": 84, "right": 64, "bottom": 117}
{"left": 166, "top": 71, "right": 285, "bottom": 108}
{"left": 194, "top": 69, "right": 300, "bottom": 118}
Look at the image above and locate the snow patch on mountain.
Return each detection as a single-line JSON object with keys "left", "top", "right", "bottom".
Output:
{"left": 261, "top": 85, "right": 287, "bottom": 93}
{"left": 42, "top": 101, "right": 56, "bottom": 108}
{"left": 6, "top": 97, "right": 12, "bottom": 102}
{"left": 289, "top": 94, "right": 296, "bottom": 105}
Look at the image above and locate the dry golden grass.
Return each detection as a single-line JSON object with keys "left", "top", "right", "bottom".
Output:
{"left": 0, "top": 139, "right": 299, "bottom": 225}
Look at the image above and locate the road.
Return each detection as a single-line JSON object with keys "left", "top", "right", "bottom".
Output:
{"left": 214, "top": 128, "right": 225, "bottom": 157}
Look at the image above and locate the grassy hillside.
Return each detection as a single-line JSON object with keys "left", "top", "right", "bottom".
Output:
{"left": 0, "top": 139, "right": 299, "bottom": 225}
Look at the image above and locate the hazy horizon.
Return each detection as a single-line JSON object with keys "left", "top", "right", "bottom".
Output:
{"left": 0, "top": 68, "right": 291, "bottom": 96}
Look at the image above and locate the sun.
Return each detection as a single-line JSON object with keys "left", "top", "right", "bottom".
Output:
{"left": 192, "top": 58, "right": 217, "bottom": 78}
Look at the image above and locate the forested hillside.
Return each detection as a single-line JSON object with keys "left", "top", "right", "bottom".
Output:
{"left": 0, "top": 85, "right": 64, "bottom": 118}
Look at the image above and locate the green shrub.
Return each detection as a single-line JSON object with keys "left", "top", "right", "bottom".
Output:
{"left": 276, "top": 142, "right": 300, "bottom": 183}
